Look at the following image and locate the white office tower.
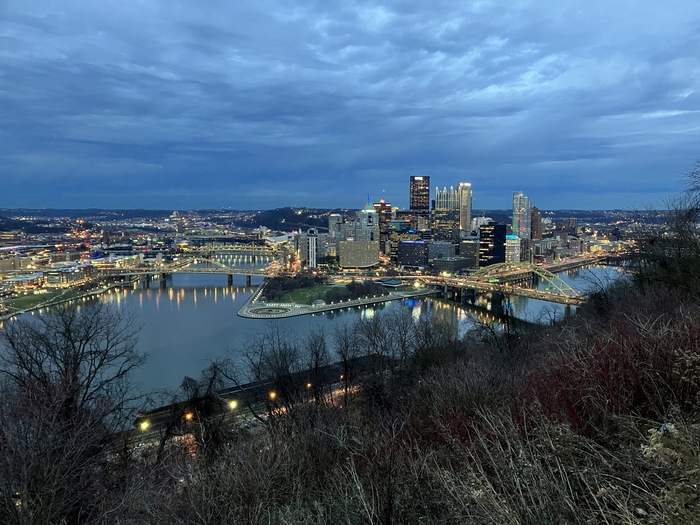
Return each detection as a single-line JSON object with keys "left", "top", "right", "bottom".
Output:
{"left": 512, "top": 191, "right": 531, "bottom": 240}
{"left": 307, "top": 228, "right": 318, "bottom": 268}
{"left": 505, "top": 234, "right": 521, "bottom": 263}
{"left": 458, "top": 182, "right": 472, "bottom": 236}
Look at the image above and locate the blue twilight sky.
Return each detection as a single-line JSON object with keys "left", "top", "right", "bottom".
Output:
{"left": 1, "top": 1, "right": 699, "bottom": 211}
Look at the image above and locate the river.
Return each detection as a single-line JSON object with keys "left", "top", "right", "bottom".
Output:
{"left": 12, "top": 255, "right": 626, "bottom": 393}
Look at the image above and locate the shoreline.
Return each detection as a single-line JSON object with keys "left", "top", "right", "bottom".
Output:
{"left": 0, "top": 280, "right": 131, "bottom": 322}
{"left": 237, "top": 279, "right": 440, "bottom": 319}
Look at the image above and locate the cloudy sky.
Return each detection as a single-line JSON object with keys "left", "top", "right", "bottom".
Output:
{"left": 1, "top": 0, "right": 699, "bottom": 210}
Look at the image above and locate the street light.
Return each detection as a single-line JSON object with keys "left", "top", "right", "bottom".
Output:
{"left": 229, "top": 400, "right": 238, "bottom": 409}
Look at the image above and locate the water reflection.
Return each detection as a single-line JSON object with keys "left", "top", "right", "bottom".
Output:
{"left": 5, "top": 264, "right": 623, "bottom": 393}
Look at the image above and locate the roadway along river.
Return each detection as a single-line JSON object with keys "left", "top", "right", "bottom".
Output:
{"left": 18, "top": 255, "right": 626, "bottom": 394}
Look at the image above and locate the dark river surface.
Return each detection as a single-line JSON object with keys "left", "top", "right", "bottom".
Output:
{"left": 17, "top": 254, "right": 627, "bottom": 393}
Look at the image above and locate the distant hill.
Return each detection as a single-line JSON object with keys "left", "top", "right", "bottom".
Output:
{"left": 0, "top": 209, "right": 173, "bottom": 220}
{"left": 235, "top": 208, "right": 354, "bottom": 232}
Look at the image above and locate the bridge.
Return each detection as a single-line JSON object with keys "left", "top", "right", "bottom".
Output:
{"left": 182, "top": 243, "right": 277, "bottom": 257}
{"left": 98, "top": 256, "right": 272, "bottom": 286}
{"left": 414, "top": 262, "right": 587, "bottom": 306}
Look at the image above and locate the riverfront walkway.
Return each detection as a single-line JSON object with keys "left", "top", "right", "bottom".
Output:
{"left": 238, "top": 284, "right": 438, "bottom": 319}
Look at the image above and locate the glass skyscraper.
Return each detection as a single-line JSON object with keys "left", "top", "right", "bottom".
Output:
{"left": 409, "top": 175, "right": 430, "bottom": 220}
{"left": 512, "top": 191, "right": 531, "bottom": 240}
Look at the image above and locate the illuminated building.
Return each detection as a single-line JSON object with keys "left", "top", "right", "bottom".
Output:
{"left": 338, "top": 240, "right": 380, "bottom": 268}
{"left": 409, "top": 175, "right": 430, "bottom": 221}
{"left": 505, "top": 234, "right": 521, "bottom": 263}
{"left": 512, "top": 191, "right": 531, "bottom": 240}
{"left": 372, "top": 200, "right": 392, "bottom": 254}
{"left": 458, "top": 182, "right": 472, "bottom": 236}
{"left": 478, "top": 222, "right": 506, "bottom": 267}
{"left": 397, "top": 240, "right": 428, "bottom": 268}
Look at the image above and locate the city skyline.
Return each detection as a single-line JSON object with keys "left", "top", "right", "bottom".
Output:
{"left": 1, "top": 1, "right": 699, "bottom": 210}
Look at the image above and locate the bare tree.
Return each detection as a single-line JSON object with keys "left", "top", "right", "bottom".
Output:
{"left": 302, "top": 326, "right": 331, "bottom": 403}
{"left": 0, "top": 300, "right": 145, "bottom": 524}
{"left": 634, "top": 161, "right": 700, "bottom": 294}
{"left": 0, "top": 300, "right": 145, "bottom": 423}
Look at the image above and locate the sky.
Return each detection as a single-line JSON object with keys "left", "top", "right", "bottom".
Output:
{"left": 1, "top": 1, "right": 699, "bottom": 211}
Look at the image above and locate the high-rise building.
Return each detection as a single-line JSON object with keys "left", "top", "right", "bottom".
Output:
{"left": 307, "top": 228, "right": 318, "bottom": 268}
{"left": 512, "top": 191, "right": 531, "bottom": 240}
{"left": 372, "top": 199, "right": 392, "bottom": 254}
{"left": 458, "top": 182, "right": 472, "bottom": 236}
{"left": 433, "top": 182, "right": 472, "bottom": 242}
{"left": 505, "top": 234, "right": 521, "bottom": 263}
{"left": 479, "top": 222, "right": 506, "bottom": 267}
{"left": 409, "top": 175, "right": 430, "bottom": 220}
{"left": 531, "top": 206, "right": 542, "bottom": 241}
{"left": 432, "top": 186, "right": 459, "bottom": 242}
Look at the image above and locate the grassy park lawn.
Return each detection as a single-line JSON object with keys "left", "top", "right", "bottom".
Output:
{"left": 278, "top": 285, "right": 339, "bottom": 305}
{"left": 276, "top": 283, "right": 417, "bottom": 305}
{"left": 5, "top": 289, "right": 83, "bottom": 312}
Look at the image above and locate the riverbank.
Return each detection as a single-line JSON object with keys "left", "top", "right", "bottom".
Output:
{"left": 238, "top": 279, "right": 440, "bottom": 319}
{"left": 0, "top": 280, "right": 132, "bottom": 323}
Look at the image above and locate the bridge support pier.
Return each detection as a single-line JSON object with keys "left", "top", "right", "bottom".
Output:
{"left": 228, "top": 274, "right": 233, "bottom": 287}
{"left": 564, "top": 304, "right": 572, "bottom": 318}
{"left": 246, "top": 274, "right": 252, "bottom": 287}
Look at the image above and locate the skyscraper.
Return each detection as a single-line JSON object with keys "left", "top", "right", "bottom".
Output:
{"left": 409, "top": 175, "right": 430, "bottom": 220}
{"left": 512, "top": 191, "right": 531, "bottom": 240}
{"left": 531, "top": 206, "right": 542, "bottom": 241}
{"left": 372, "top": 199, "right": 392, "bottom": 254}
{"left": 433, "top": 186, "right": 459, "bottom": 242}
{"left": 458, "top": 182, "right": 472, "bottom": 236}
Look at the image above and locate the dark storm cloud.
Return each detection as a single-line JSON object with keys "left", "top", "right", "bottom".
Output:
{"left": 1, "top": 0, "right": 699, "bottom": 209}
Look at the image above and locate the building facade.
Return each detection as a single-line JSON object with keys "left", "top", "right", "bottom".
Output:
{"left": 512, "top": 191, "right": 531, "bottom": 240}
{"left": 478, "top": 222, "right": 506, "bottom": 267}
{"left": 409, "top": 175, "right": 430, "bottom": 221}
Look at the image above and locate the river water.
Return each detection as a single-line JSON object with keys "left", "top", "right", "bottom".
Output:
{"left": 13, "top": 254, "right": 627, "bottom": 393}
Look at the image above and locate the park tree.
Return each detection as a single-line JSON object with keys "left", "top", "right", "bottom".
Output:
{"left": 0, "top": 300, "right": 145, "bottom": 524}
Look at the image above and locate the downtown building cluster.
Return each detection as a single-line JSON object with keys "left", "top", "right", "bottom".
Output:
{"left": 292, "top": 176, "right": 549, "bottom": 273}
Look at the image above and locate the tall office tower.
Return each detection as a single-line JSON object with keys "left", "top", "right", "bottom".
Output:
{"left": 531, "top": 206, "right": 542, "bottom": 241}
{"left": 433, "top": 186, "right": 459, "bottom": 242}
{"left": 479, "top": 222, "right": 506, "bottom": 267}
{"left": 458, "top": 182, "right": 472, "bottom": 236}
{"left": 512, "top": 191, "right": 531, "bottom": 240}
{"left": 373, "top": 199, "right": 392, "bottom": 254}
{"left": 307, "top": 228, "right": 318, "bottom": 268}
{"left": 409, "top": 175, "right": 430, "bottom": 220}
